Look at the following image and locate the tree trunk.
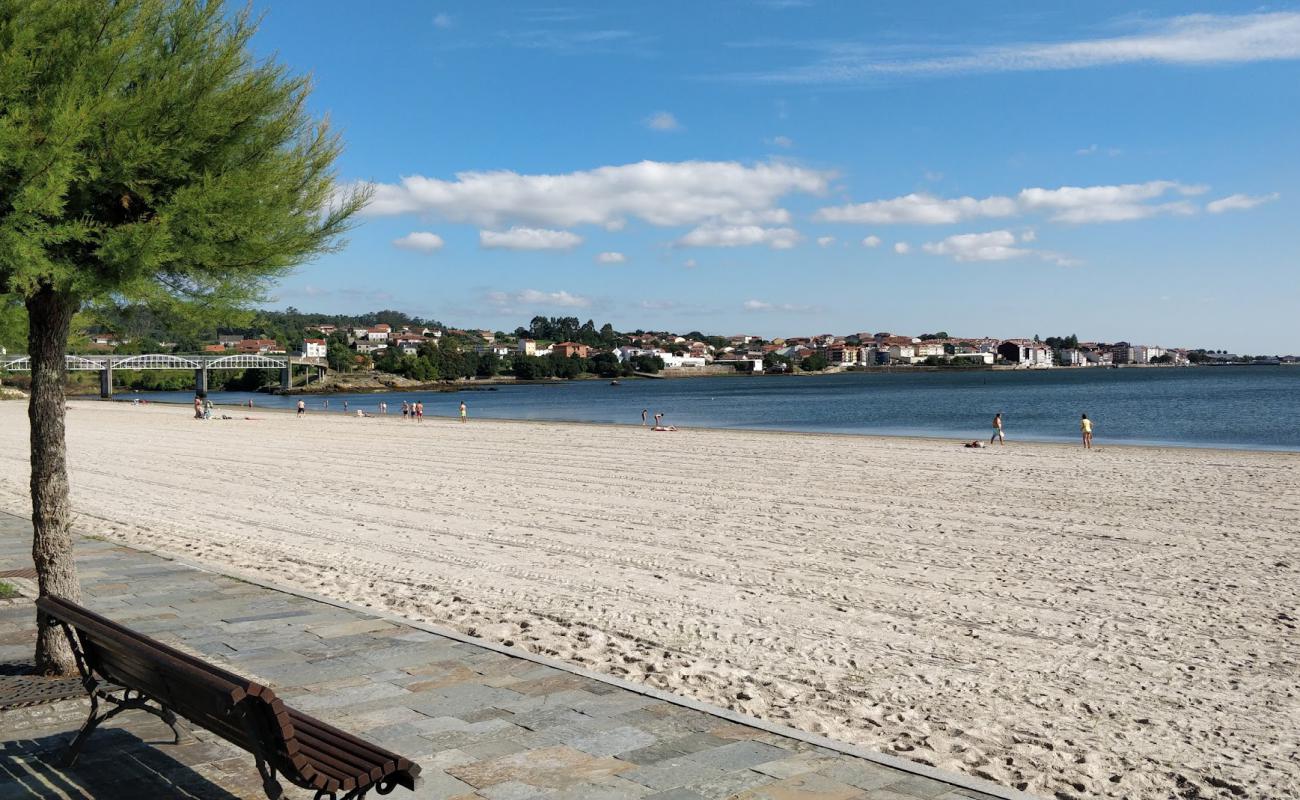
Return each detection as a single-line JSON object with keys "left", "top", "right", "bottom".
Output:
{"left": 27, "top": 285, "right": 81, "bottom": 676}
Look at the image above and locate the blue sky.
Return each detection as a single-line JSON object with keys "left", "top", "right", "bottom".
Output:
{"left": 249, "top": 2, "right": 1299, "bottom": 353}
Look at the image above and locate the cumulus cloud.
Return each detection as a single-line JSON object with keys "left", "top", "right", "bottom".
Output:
{"left": 480, "top": 227, "right": 583, "bottom": 250}
{"left": 645, "top": 111, "right": 682, "bottom": 131}
{"left": 487, "top": 289, "right": 591, "bottom": 308}
{"left": 893, "top": 242, "right": 911, "bottom": 254}
{"left": 816, "top": 236, "right": 835, "bottom": 247}
{"left": 359, "top": 160, "right": 831, "bottom": 229}
{"left": 861, "top": 235, "right": 881, "bottom": 248}
{"left": 1206, "top": 192, "right": 1280, "bottom": 213}
{"left": 921, "top": 230, "right": 1028, "bottom": 261}
{"left": 733, "top": 12, "right": 1300, "bottom": 83}
{"left": 392, "top": 231, "right": 445, "bottom": 253}
{"left": 921, "top": 230, "right": 1076, "bottom": 265}
{"left": 817, "top": 181, "right": 1208, "bottom": 226}
{"left": 1017, "top": 180, "right": 1204, "bottom": 223}
{"left": 596, "top": 251, "right": 627, "bottom": 264}
{"left": 815, "top": 192, "right": 1018, "bottom": 224}
{"left": 676, "top": 224, "right": 801, "bottom": 249}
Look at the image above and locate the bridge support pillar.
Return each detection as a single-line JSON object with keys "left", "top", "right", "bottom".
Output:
{"left": 194, "top": 367, "right": 208, "bottom": 398}
{"left": 99, "top": 364, "right": 112, "bottom": 399}
{"left": 280, "top": 366, "right": 292, "bottom": 391}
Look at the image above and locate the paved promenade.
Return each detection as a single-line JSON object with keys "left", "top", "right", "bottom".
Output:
{"left": 0, "top": 513, "right": 1019, "bottom": 799}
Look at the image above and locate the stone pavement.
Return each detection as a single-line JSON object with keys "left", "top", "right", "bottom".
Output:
{"left": 0, "top": 513, "right": 1024, "bottom": 800}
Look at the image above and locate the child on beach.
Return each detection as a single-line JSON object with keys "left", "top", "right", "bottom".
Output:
{"left": 459, "top": 401, "right": 467, "bottom": 422}
{"left": 1081, "top": 413, "right": 1093, "bottom": 449}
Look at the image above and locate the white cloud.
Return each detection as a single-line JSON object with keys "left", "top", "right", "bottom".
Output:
{"left": 488, "top": 289, "right": 591, "bottom": 308}
{"left": 921, "top": 230, "right": 1028, "bottom": 262}
{"left": 433, "top": 12, "right": 452, "bottom": 28}
{"left": 743, "top": 299, "right": 817, "bottom": 312}
{"left": 817, "top": 180, "right": 1209, "bottom": 226}
{"left": 1018, "top": 181, "right": 1204, "bottom": 223}
{"left": 815, "top": 192, "right": 1018, "bottom": 224}
{"left": 921, "top": 229, "right": 1076, "bottom": 265}
{"left": 676, "top": 224, "right": 801, "bottom": 249}
{"left": 1020, "top": 229, "right": 1037, "bottom": 242}
{"left": 479, "top": 227, "right": 583, "bottom": 250}
{"left": 596, "top": 251, "right": 626, "bottom": 264}
{"left": 734, "top": 12, "right": 1300, "bottom": 83}
{"left": 768, "top": 135, "right": 794, "bottom": 148}
{"left": 392, "top": 231, "right": 445, "bottom": 253}
{"left": 816, "top": 236, "right": 835, "bottom": 248}
{"left": 1206, "top": 192, "right": 1280, "bottom": 213}
{"left": 861, "top": 235, "right": 881, "bottom": 248}
{"left": 645, "top": 111, "right": 682, "bottom": 131}
{"left": 893, "top": 242, "right": 911, "bottom": 254}
{"left": 359, "top": 160, "right": 832, "bottom": 229}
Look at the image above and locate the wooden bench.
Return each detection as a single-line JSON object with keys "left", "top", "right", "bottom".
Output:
{"left": 37, "top": 596, "right": 421, "bottom": 800}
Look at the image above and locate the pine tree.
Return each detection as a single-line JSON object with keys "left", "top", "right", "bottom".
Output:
{"left": 0, "top": 0, "right": 367, "bottom": 673}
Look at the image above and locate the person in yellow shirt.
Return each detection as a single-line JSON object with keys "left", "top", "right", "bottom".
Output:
{"left": 1080, "top": 413, "right": 1093, "bottom": 449}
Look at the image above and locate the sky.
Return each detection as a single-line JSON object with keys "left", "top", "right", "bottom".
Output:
{"left": 248, "top": 2, "right": 1300, "bottom": 353}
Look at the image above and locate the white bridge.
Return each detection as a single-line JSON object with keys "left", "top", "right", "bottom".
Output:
{"left": 0, "top": 353, "right": 328, "bottom": 397}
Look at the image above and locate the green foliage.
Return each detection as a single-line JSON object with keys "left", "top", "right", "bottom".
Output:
{"left": 1043, "top": 334, "right": 1080, "bottom": 350}
{"left": 515, "top": 316, "right": 620, "bottom": 347}
{"left": 0, "top": 297, "right": 25, "bottom": 352}
{"left": 918, "top": 331, "right": 950, "bottom": 340}
{"left": 629, "top": 354, "right": 664, "bottom": 374}
{"left": 763, "top": 352, "right": 792, "bottom": 372}
{"left": 0, "top": 580, "right": 19, "bottom": 599}
{"left": 0, "top": 0, "right": 367, "bottom": 314}
{"left": 800, "top": 353, "right": 829, "bottom": 372}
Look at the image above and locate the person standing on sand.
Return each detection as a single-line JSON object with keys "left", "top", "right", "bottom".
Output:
{"left": 459, "top": 401, "right": 467, "bottom": 422}
{"left": 401, "top": 400, "right": 408, "bottom": 418}
{"left": 415, "top": 401, "right": 424, "bottom": 422}
{"left": 642, "top": 408, "right": 648, "bottom": 426}
{"left": 343, "top": 399, "right": 348, "bottom": 413}
{"left": 1081, "top": 413, "right": 1093, "bottom": 449}
{"left": 193, "top": 396, "right": 202, "bottom": 419}
{"left": 990, "top": 412, "right": 1005, "bottom": 445}
{"left": 297, "top": 399, "right": 305, "bottom": 417}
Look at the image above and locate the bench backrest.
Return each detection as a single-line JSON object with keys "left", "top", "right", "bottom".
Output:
{"left": 36, "top": 596, "right": 297, "bottom": 768}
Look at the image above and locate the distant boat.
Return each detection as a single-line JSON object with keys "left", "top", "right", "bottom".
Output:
{"left": 610, "top": 380, "right": 621, "bottom": 386}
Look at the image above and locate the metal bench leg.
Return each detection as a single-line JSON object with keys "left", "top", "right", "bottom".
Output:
{"left": 254, "top": 754, "right": 284, "bottom": 800}
{"left": 60, "top": 693, "right": 104, "bottom": 767}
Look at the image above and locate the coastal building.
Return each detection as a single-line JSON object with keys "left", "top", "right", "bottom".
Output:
{"left": 825, "top": 344, "right": 859, "bottom": 365}
{"left": 475, "top": 343, "right": 513, "bottom": 358}
{"left": 202, "top": 344, "right": 226, "bottom": 353}
{"left": 997, "top": 340, "right": 1052, "bottom": 366}
{"left": 660, "top": 353, "right": 707, "bottom": 368}
{"left": 236, "top": 338, "right": 278, "bottom": 354}
{"left": 517, "top": 339, "right": 537, "bottom": 356}
{"left": 354, "top": 340, "right": 386, "bottom": 355}
{"left": 914, "top": 341, "right": 945, "bottom": 359}
{"left": 217, "top": 334, "right": 242, "bottom": 348}
{"left": 301, "top": 339, "right": 327, "bottom": 359}
{"left": 390, "top": 334, "right": 424, "bottom": 356}
{"left": 553, "top": 342, "right": 590, "bottom": 359}
{"left": 950, "top": 352, "right": 995, "bottom": 365}
{"left": 1057, "top": 348, "right": 1086, "bottom": 366}
{"left": 366, "top": 324, "right": 391, "bottom": 342}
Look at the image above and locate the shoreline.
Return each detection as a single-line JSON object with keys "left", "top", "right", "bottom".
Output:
{"left": 77, "top": 396, "right": 1300, "bottom": 456}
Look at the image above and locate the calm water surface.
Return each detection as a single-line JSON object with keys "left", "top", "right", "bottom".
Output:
{"left": 128, "top": 367, "right": 1300, "bottom": 451}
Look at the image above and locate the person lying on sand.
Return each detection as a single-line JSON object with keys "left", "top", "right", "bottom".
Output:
{"left": 963, "top": 440, "right": 986, "bottom": 448}
{"left": 652, "top": 425, "right": 678, "bottom": 432}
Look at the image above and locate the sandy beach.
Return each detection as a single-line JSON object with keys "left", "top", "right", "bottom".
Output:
{"left": 1, "top": 400, "right": 1296, "bottom": 799}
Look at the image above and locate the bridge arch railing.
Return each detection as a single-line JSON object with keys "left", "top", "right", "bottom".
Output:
{"left": 205, "top": 354, "right": 287, "bottom": 370}
{"left": 111, "top": 354, "right": 203, "bottom": 370}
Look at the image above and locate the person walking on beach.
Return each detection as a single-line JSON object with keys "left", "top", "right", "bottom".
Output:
{"left": 1081, "top": 413, "right": 1093, "bottom": 449}
{"left": 415, "top": 401, "right": 424, "bottom": 422}
{"left": 401, "top": 400, "right": 408, "bottom": 418}
{"left": 343, "top": 399, "right": 348, "bottom": 413}
{"left": 380, "top": 401, "right": 387, "bottom": 415}
{"left": 459, "top": 401, "right": 467, "bottom": 422}
{"left": 297, "top": 399, "right": 305, "bottom": 417}
{"left": 990, "top": 412, "right": 1005, "bottom": 445}
{"left": 642, "top": 408, "right": 648, "bottom": 426}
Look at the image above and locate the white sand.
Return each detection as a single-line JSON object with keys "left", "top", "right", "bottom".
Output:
{"left": 1, "top": 400, "right": 1297, "bottom": 799}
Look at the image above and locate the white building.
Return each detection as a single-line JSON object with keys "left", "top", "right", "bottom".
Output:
{"left": 301, "top": 339, "right": 327, "bottom": 359}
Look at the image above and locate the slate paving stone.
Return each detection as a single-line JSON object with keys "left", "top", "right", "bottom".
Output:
{"left": 0, "top": 514, "right": 1011, "bottom": 800}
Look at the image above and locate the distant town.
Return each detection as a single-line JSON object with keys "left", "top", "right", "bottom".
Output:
{"left": 29, "top": 309, "right": 1296, "bottom": 385}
